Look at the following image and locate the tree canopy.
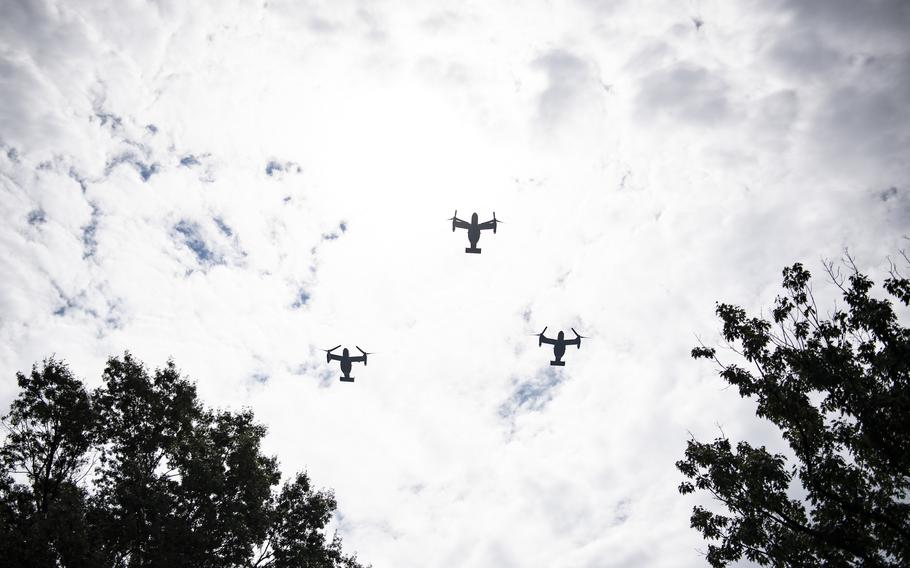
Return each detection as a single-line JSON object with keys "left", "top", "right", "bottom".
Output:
{"left": 678, "top": 258, "right": 910, "bottom": 566}
{"left": 0, "top": 353, "right": 368, "bottom": 568}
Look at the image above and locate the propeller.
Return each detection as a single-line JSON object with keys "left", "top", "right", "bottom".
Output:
{"left": 356, "top": 346, "right": 374, "bottom": 365}
{"left": 537, "top": 326, "right": 548, "bottom": 347}
{"left": 322, "top": 345, "right": 341, "bottom": 362}
{"left": 492, "top": 211, "right": 502, "bottom": 234}
{"left": 571, "top": 328, "right": 587, "bottom": 348}
{"left": 449, "top": 210, "right": 459, "bottom": 232}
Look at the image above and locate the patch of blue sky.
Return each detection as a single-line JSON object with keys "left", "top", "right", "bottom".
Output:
{"left": 106, "top": 152, "right": 159, "bottom": 182}
{"left": 498, "top": 367, "right": 565, "bottom": 419}
{"left": 68, "top": 168, "right": 88, "bottom": 192}
{"left": 27, "top": 209, "right": 46, "bottom": 225}
{"left": 265, "top": 160, "right": 302, "bottom": 176}
{"left": 81, "top": 203, "right": 100, "bottom": 259}
{"left": 51, "top": 286, "right": 122, "bottom": 332}
{"left": 292, "top": 288, "right": 311, "bottom": 308}
{"left": 94, "top": 110, "right": 122, "bottom": 129}
{"left": 51, "top": 285, "right": 84, "bottom": 318}
{"left": 265, "top": 160, "right": 282, "bottom": 176}
{"left": 880, "top": 186, "right": 899, "bottom": 202}
{"left": 174, "top": 220, "right": 223, "bottom": 266}
{"left": 213, "top": 217, "right": 233, "bottom": 237}
{"left": 180, "top": 154, "right": 201, "bottom": 167}
{"left": 137, "top": 163, "right": 159, "bottom": 181}
{"left": 321, "top": 222, "right": 348, "bottom": 241}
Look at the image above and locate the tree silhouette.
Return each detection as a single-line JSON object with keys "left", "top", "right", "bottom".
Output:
{"left": 0, "top": 354, "right": 367, "bottom": 568}
{"left": 0, "top": 358, "right": 99, "bottom": 567}
{"left": 678, "top": 258, "right": 910, "bottom": 566}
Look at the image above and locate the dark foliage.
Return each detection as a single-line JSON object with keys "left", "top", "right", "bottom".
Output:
{"left": 0, "top": 354, "right": 367, "bottom": 568}
{"left": 678, "top": 259, "right": 910, "bottom": 566}
{"left": 0, "top": 359, "right": 99, "bottom": 567}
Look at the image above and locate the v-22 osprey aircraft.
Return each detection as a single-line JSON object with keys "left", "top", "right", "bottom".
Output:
{"left": 449, "top": 211, "right": 500, "bottom": 253}
{"left": 323, "top": 346, "right": 373, "bottom": 382}
{"left": 536, "top": 327, "right": 586, "bottom": 366}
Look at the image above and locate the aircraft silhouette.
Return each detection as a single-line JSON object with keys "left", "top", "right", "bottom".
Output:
{"left": 449, "top": 210, "right": 500, "bottom": 253}
{"left": 323, "top": 345, "right": 373, "bottom": 382}
{"left": 536, "top": 327, "right": 586, "bottom": 366}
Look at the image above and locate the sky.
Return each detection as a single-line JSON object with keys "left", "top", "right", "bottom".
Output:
{"left": 1, "top": 0, "right": 909, "bottom": 566}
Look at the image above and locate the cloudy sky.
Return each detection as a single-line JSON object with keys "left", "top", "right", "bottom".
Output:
{"left": 1, "top": 0, "right": 909, "bottom": 565}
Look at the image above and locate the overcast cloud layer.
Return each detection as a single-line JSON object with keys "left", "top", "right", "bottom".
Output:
{"left": 2, "top": 1, "right": 909, "bottom": 566}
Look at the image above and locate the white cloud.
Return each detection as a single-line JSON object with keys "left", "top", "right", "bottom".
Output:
{"left": 1, "top": 0, "right": 909, "bottom": 566}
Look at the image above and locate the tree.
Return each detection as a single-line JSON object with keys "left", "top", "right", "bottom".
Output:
{"left": 0, "top": 358, "right": 99, "bottom": 567}
{"left": 258, "top": 473, "right": 364, "bottom": 568}
{"left": 677, "top": 258, "right": 910, "bottom": 567}
{"left": 0, "top": 354, "right": 368, "bottom": 568}
{"left": 90, "top": 354, "right": 212, "bottom": 566}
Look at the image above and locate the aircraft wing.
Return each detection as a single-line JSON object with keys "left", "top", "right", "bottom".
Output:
{"left": 452, "top": 218, "right": 471, "bottom": 230}
{"left": 349, "top": 355, "right": 366, "bottom": 363}
{"left": 539, "top": 335, "right": 557, "bottom": 345}
{"left": 477, "top": 219, "right": 497, "bottom": 231}
{"left": 327, "top": 352, "right": 343, "bottom": 362}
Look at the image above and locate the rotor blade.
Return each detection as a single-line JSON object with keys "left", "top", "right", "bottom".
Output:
{"left": 571, "top": 328, "right": 588, "bottom": 338}
{"left": 322, "top": 345, "right": 342, "bottom": 352}
{"left": 355, "top": 346, "right": 375, "bottom": 355}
